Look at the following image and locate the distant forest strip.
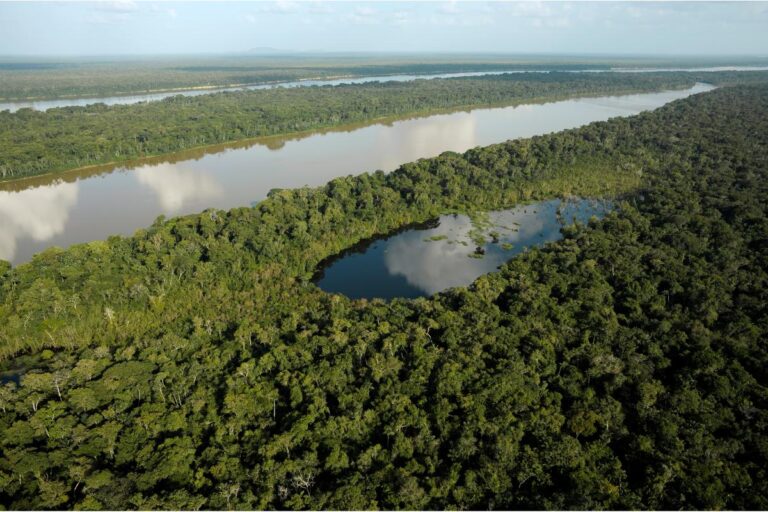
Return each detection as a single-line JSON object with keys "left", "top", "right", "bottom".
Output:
{"left": 0, "top": 62, "right": 604, "bottom": 101}
{"left": 3, "top": 54, "right": 766, "bottom": 100}
{"left": 0, "top": 71, "right": 757, "bottom": 181}
{"left": 1, "top": 85, "right": 767, "bottom": 509}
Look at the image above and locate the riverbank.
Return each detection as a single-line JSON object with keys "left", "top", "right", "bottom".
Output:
{"left": 0, "top": 83, "right": 711, "bottom": 266}
{"left": 0, "top": 74, "right": 702, "bottom": 184}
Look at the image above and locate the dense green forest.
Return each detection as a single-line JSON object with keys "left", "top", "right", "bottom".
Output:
{"left": 4, "top": 70, "right": 768, "bottom": 181}
{"left": 3, "top": 53, "right": 765, "bottom": 100}
{"left": 0, "top": 84, "right": 766, "bottom": 509}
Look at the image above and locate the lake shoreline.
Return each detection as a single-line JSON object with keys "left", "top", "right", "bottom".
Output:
{"left": 314, "top": 198, "right": 614, "bottom": 300}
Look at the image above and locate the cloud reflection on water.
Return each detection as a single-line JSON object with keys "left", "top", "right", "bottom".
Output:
{"left": 0, "top": 181, "right": 79, "bottom": 262}
{"left": 375, "top": 112, "right": 478, "bottom": 171}
{"left": 384, "top": 215, "right": 499, "bottom": 295}
{"left": 135, "top": 163, "right": 223, "bottom": 213}
{"left": 382, "top": 206, "right": 553, "bottom": 295}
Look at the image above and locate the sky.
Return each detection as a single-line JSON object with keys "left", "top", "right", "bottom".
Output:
{"left": 0, "top": 1, "right": 766, "bottom": 57}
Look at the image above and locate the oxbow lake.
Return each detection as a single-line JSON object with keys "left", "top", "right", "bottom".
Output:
{"left": 0, "top": 83, "right": 714, "bottom": 265}
{"left": 314, "top": 198, "right": 612, "bottom": 300}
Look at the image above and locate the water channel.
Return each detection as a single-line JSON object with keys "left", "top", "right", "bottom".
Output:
{"left": 0, "top": 66, "right": 756, "bottom": 112}
{"left": 0, "top": 83, "right": 714, "bottom": 265}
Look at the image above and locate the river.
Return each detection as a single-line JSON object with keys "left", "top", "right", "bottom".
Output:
{"left": 0, "top": 70, "right": 546, "bottom": 112}
{"left": 0, "top": 83, "right": 715, "bottom": 265}
{"left": 0, "top": 66, "right": 756, "bottom": 112}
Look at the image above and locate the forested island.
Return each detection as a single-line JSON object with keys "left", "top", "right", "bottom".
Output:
{"left": 3, "top": 70, "right": 768, "bottom": 182}
{"left": 1, "top": 83, "right": 767, "bottom": 508}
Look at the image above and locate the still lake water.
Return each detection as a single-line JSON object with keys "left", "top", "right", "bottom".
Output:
{"left": 0, "top": 83, "right": 714, "bottom": 265}
{"left": 315, "top": 199, "right": 610, "bottom": 299}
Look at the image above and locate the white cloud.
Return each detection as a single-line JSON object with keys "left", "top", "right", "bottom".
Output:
{"left": 355, "top": 6, "right": 376, "bottom": 17}
{"left": 247, "top": 1, "right": 333, "bottom": 25}
{"left": 429, "top": 13, "right": 494, "bottom": 28}
{"left": 151, "top": 4, "right": 177, "bottom": 19}
{"left": 491, "top": 1, "right": 572, "bottom": 29}
{"left": 344, "top": 6, "right": 380, "bottom": 25}
{"left": 531, "top": 16, "right": 570, "bottom": 29}
{"left": 86, "top": 11, "right": 132, "bottom": 24}
{"left": 88, "top": 1, "right": 176, "bottom": 24}
{"left": 98, "top": 1, "right": 138, "bottom": 13}
{"left": 440, "top": 1, "right": 460, "bottom": 15}
{"left": 392, "top": 10, "right": 411, "bottom": 26}
{"left": 305, "top": 2, "right": 333, "bottom": 15}
{"left": 253, "top": 1, "right": 299, "bottom": 15}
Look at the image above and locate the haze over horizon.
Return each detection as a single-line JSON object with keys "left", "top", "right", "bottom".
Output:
{"left": 1, "top": 1, "right": 767, "bottom": 57}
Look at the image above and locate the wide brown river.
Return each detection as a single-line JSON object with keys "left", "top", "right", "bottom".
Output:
{"left": 0, "top": 83, "right": 714, "bottom": 265}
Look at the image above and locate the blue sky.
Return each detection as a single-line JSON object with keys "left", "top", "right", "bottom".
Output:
{"left": 1, "top": 1, "right": 766, "bottom": 56}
